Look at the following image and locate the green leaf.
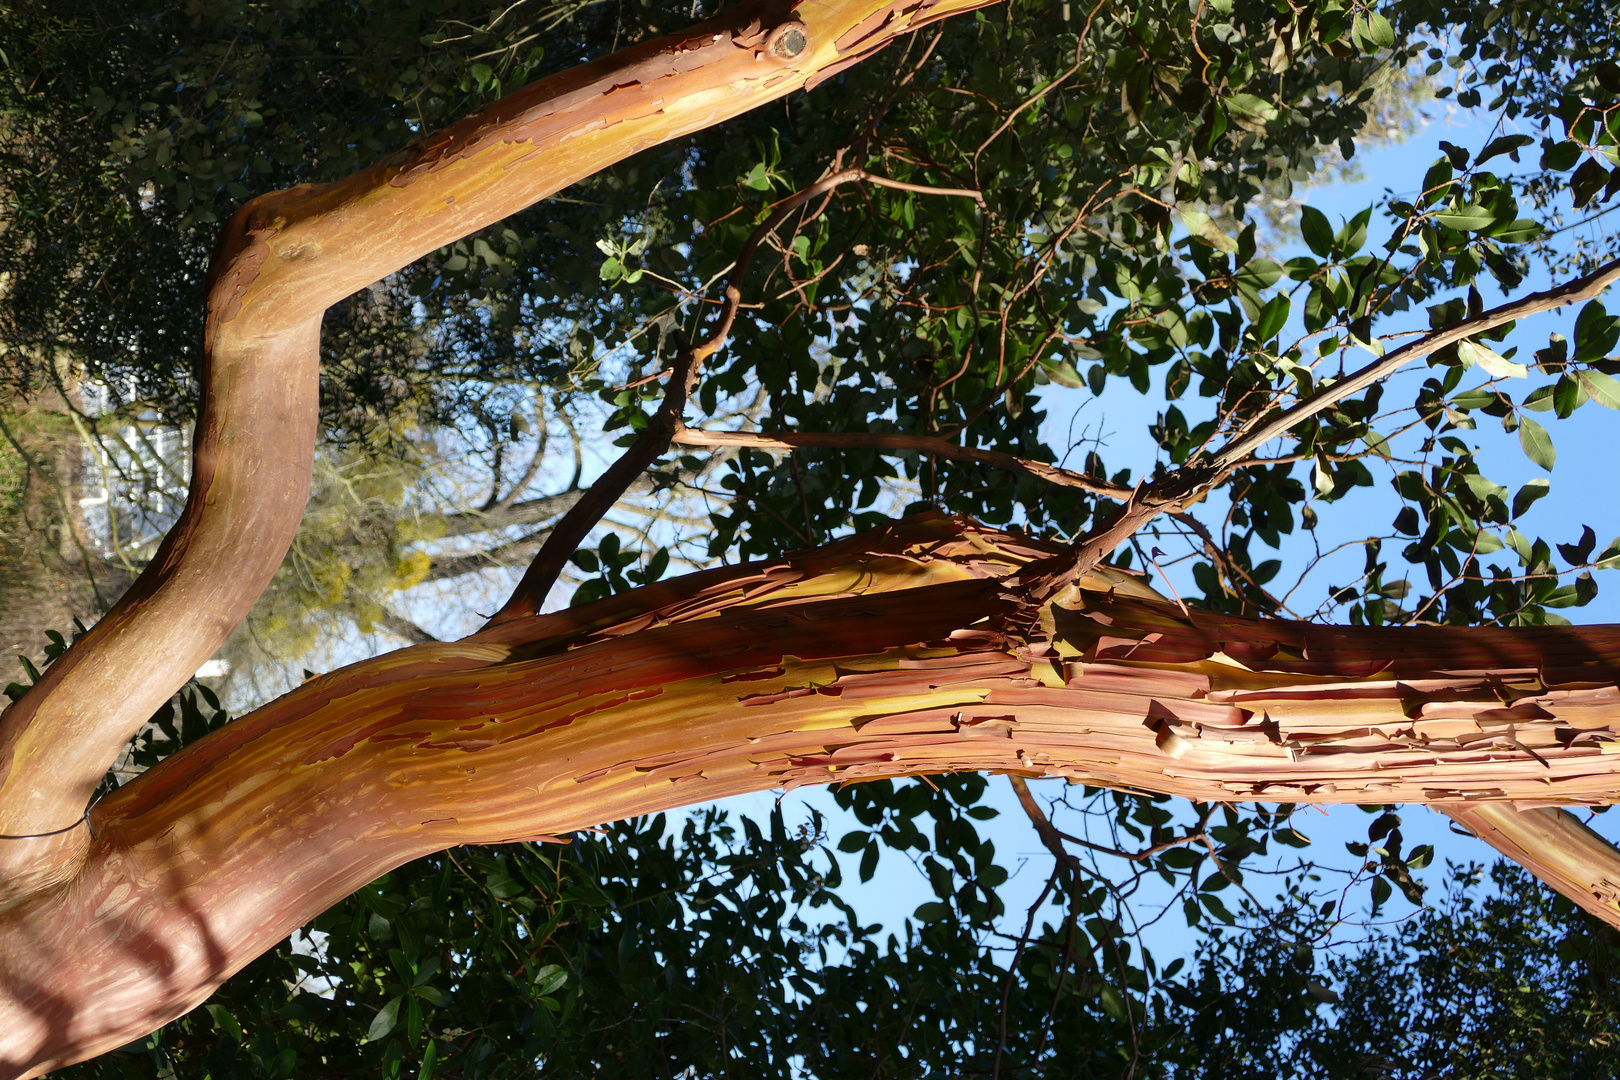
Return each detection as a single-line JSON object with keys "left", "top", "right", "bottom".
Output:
{"left": 264, "top": 1048, "right": 297, "bottom": 1080}
{"left": 1433, "top": 204, "right": 1496, "bottom": 232}
{"left": 1457, "top": 339, "right": 1527, "bottom": 378}
{"left": 1518, "top": 415, "right": 1556, "bottom": 472}
{"left": 1541, "top": 139, "right": 1583, "bottom": 171}
{"left": 1335, "top": 207, "right": 1371, "bottom": 257}
{"left": 1236, "top": 258, "right": 1283, "bottom": 289}
{"left": 1489, "top": 218, "right": 1544, "bottom": 244}
{"left": 1314, "top": 456, "right": 1336, "bottom": 496}
{"left": 1421, "top": 157, "right": 1454, "bottom": 199}
{"left": 1505, "top": 529, "right": 1534, "bottom": 563}
{"left": 1202, "top": 893, "right": 1236, "bottom": 923}
{"left": 1037, "top": 355, "right": 1086, "bottom": 388}
{"left": 1512, "top": 479, "right": 1550, "bottom": 519}
{"left": 407, "top": 995, "right": 423, "bottom": 1045}
{"left": 1177, "top": 208, "right": 1238, "bottom": 253}
{"left": 1571, "top": 158, "right": 1610, "bottom": 209}
{"left": 367, "top": 996, "right": 403, "bottom": 1043}
{"left": 1580, "top": 369, "right": 1620, "bottom": 409}
{"left": 1365, "top": 11, "right": 1394, "bottom": 48}
{"left": 205, "top": 1004, "right": 244, "bottom": 1044}
{"left": 1306, "top": 979, "right": 1342, "bottom": 1004}
{"left": 1299, "top": 205, "right": 1334, "bottom": 257}
{"left": 1477, "top": 134, "right": 1534, "bottom": 166}
{"left": 742, "top": 161, "right": 771, "bottom": 190}
{"left": 1254, "top": 294, "right": 1290, "bottom": 341}
{"left": 534, "top": 963, "right": 568, "bottom": 996}
{"left": 1225, "top": 93, "right": 1279, "bottom": 121}
{"left": 1098, "top": 984, "right": 1129, "bottom": 1021}
{"left": 1575, "top": 301, "right": 1619, "bottom": 362}
{"left": 1553, "top": 373, "right": 1587, "bottom": 417}
{"left": 914, "top": 901, "right": 952, "bottom": 922}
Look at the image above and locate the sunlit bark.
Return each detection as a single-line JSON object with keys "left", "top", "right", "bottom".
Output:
{"left": 4, "top": 1, "right": 1620, "bottom": 1075}
{"left": 0, "top": 0, "right": 997, "bottom": 896}
{"left": 6, "top": 515, "right": 1620, "bottom": 1073}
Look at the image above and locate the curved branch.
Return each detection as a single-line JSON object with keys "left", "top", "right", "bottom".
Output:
{"left": 440, "top": 489, "right": 587, "bottom": 538}
{"left": 10, "top": 515, "right": 1620, "bottom": 1072}
{"left": 0, "top": 0, "right": 1003, "bottom": 897}
{"left": 489, "top": 345, "right": 705, "bottom": 623}
{"left": 488, "top": 168, "right": 985, "bottom": 622}
{"left": 1439, "top": 802, "right": 1620, "bottom": 927}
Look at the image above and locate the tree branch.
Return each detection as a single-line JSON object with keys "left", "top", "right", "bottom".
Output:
{"left": 441, "top": 489, "right": 585, "bottom": 539}
{"left": 374, "top": 607, "right": 439, "bottom": 645}
{"left": 487, "top": 169, "right": 984, "bottom": 624}
{"left": 1439, "top": 802, "right": 1620, "bottom": 927}
{"left": 12, "top": 515, "right": 1620, "bottom": 1072}
{"left": 0, "top": 0, "right": 1004, "bottom": 893}
{"left": 487, "top": 346, "right": 704, "bottom": 624}
{"left": 1210, "top": 255, "right": 1620, "bottom": 473}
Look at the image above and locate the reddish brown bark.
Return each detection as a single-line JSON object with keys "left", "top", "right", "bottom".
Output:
{"left": 0, "top": 0, "right": 997, "bottom": 897}
{"left": 4, "top": 515, "right": 1620, "bottom": 1073}
{"left": 4, "top": 1, "right": 1620, "bottom": 1075}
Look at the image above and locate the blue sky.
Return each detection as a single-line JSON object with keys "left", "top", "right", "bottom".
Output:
{"left": 712, "top": 91, "right": 1620, "bottom": 973}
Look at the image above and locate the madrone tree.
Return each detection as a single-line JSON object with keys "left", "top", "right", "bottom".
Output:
{"left": 3, "top": 0, "right": 1620, "bottom": 1074}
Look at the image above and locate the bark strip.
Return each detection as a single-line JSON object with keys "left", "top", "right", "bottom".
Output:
{"left": 6, "top": 515, "right": 1620, "bottom": 1075}
{"left": 0, "top": 0, "right": 1000, "bottom": 898}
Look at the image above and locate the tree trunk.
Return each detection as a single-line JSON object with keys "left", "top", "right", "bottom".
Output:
{"left": 5, "top": 1, "right": 1620, "bottom": 1075}
{"left": 0, "top": 0, "right": 997, "bottom": 896}
{"left": 1, "top": 514, "right": 1619, "bottom": 1073}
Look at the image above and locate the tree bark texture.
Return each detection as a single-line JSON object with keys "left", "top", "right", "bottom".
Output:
{"left": 5, "top": 1, "right": 1620, "bottom": 1075}
{"left": 5, "top": 514, "right": 1620, "bottom": 1073}
{"left": 0, "top": 0, "right": 997, "bottom": 894}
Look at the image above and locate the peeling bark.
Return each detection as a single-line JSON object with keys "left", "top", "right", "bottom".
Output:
{"left": 0, "top": 0, "right": 998, "bottom": 897}
{"left": 5, "top": 0, "right": 1620, "bottom": 1074}
{"left": 6, "top": 515, "right": 1620, "bottom": 1073}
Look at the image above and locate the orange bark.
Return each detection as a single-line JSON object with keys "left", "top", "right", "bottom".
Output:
{"left": 0, "top": 0, "right": 997, "bottom": 896}
{"left": 4, "top": 515, "right": 1620, "bottom": 1073}
{"left": 4, "top": 1, "right": 1620, "bottom": 1075}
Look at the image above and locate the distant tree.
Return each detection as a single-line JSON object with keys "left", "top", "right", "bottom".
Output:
{"left": 1173, "top": 859, "right": 1620, "bottom": 1078}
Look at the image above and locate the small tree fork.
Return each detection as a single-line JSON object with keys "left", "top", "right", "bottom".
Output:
{"left": 4, "top": 0, "right": 1620, "bottom": 1074}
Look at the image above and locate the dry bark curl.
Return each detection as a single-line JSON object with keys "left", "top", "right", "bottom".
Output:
{"left": 0, "top": 0, "right": 999, "bottom": 904}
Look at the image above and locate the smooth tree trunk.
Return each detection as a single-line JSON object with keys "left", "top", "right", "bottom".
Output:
{"left": 4, "top": 2, "right": 1620, "bottom": 1076}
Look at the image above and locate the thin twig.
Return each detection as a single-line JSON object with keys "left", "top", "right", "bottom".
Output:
{"left": 486, "top": 344, "right": 704, "bottom": 625}
{"left": 694, "top": 167, "right": 984, "bottom": 362}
